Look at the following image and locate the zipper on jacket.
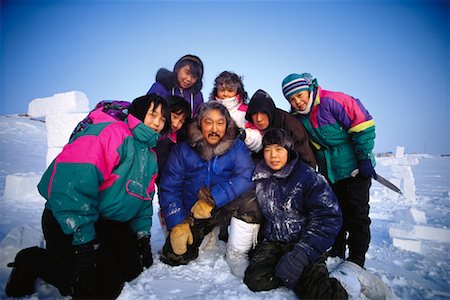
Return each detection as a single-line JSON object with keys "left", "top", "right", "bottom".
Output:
{"left": 206, "top": 160, "right": 211, "bottom": 188}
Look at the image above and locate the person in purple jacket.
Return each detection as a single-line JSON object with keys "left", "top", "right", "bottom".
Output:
{"left": 147, "top": 54, "right": 204, "bottom": 117}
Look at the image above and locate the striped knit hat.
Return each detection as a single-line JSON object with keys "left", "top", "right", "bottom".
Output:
{"left": 281, "top": 73, "right": 314, "bottom": 100}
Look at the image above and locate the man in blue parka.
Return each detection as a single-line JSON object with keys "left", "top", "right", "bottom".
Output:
{"left": 159, "top": 101, "right": 258, "bottom": 266}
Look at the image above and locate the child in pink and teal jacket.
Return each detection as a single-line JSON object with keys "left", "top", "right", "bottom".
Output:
{"left": 6, "top": 94, "right": 170, "bottom": 299}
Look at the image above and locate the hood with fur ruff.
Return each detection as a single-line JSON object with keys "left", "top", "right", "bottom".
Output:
{"left": 156, "top": 68, "right": 203, "bottom": 94}
{"left": 187, "top": 117, "right": 239, "bottom": 161}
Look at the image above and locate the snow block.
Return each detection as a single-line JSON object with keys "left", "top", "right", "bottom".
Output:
{"left": 46, "top": 147, "right": 63, "bottom": 167}
{"left": 378, "top": 156, "right": 419, "bottom": 167}
{"left": 391, "top": 165, "right": 414, "bottom": 179}
{"left": 389, "top": 225, "right": 450, "bottom": 244}
{"left": 410, "top": 208, "right": 427, "bottom": 224}
{"left": 0, "top": 224, "right": 43, "bottom": 249}
{"left": 46, "top": 113, "right": 87, "bottom": 147}
{"left": 387, "top": 178, "right": 402, "bottom": 199}
{"left": 403, "top": 178, "right": 417, "bottom": 203}
{"left": 395, "top": 146, "right": 405, "bottom": 158}
{"left": 27, "top": 91, "right": 90, "bottom": 117}
{"left": 389, "top": 165, "right": 417, "bottom": 203}
{"left": 392, "top": 237, "right": 422, "bottom": 254}
{"left": 3, "top": 173, "right": 43, "bottom": 200}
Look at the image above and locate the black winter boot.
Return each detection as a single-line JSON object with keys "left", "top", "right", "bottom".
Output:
{"left": 5, "top": 247, "right": 40, "bottom": 297}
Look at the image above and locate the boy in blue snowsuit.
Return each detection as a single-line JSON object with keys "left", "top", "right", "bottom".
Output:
{"left": 244, "top": 128, "right": 348, "bottom": 299}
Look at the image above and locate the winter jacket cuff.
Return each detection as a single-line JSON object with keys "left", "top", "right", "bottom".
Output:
{"left": 72, "top": 223, "right": 96, "bottom": 246}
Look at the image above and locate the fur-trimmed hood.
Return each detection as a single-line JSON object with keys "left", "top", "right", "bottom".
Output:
{"left": 156, "top": 68, "right": 203, "bottom": 95}
{"left": 187, "top": 117, "right": 239, "bottom": 161}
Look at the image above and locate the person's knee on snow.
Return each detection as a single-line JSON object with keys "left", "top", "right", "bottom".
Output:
{"left": 243, "top": 241, "right": 284, "bottom": 291}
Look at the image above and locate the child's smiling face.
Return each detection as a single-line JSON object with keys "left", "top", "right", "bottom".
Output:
{"left": 289, "top": 90, "right": 310, "bottom": 111}
{"left": 177, "top": 65, "right": 198, "bottom": 89}
{"left": 216, "top": 84, "right": 238, "bottom": 100}
{"left": 264, "top": 144, "right": 288, "bottom": 171}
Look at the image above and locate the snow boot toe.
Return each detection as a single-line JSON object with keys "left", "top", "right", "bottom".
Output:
{"left": 343, "top": 260, "right": 396, "bottom": 300}
{"left": 226, "top": 246, "right": 249, "bottom": 278}
{"left": 329, "top": 261, "right": 361, "bottom": 299}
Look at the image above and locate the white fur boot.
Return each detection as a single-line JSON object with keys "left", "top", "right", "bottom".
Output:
{"left": 342, "top": 261, "right": 396, "bottom": 300}
{"left": 199, "top": 226, "right": 220, "bottom": 251}
{"left": 329, "top": 261, "right": 362, "bottom": 299}
{"left": 226, "top": 217, "right": 260, "bottom": 278}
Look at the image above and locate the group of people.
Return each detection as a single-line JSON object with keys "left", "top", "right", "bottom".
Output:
{"left": 6, "top": 54, "right": 380, "bottom": 299}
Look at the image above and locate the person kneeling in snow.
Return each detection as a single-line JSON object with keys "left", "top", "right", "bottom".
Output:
{"left": 244, "top": 128, "right": 348, "bottom": 299}
{"left": 5, "top": 94, "right": 170, "bottom": 299}
{"left": 159, "top": 101, "right": 261, "bottom": 273}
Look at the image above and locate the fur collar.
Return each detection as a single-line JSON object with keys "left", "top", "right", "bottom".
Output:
{"left": 187, "top": 118, "right": 239, "bottom": 161}
{"left": 156, "top": 68, "right": 202, "bottom": 94}
{"left": 156, "top": 68, "right": 177, "bottom": 89}
{"left": 253, "top": 153, "right": 299, "bottom": 181}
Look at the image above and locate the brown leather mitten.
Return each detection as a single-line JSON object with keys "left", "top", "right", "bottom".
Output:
{"left": 191, "top": 187, "right": 215, "bottom": 219}
{"left": 170, "top": 222, "right": 193, "bottom": 255}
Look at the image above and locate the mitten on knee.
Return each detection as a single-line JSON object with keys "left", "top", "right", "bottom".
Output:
{"left": 170, "top": 220, "right": 194, "bottom": 255}
{"left": 191, "top": 187, "right": 215, "bottom": 219}
{"left": 274, "top": 245, "right": 309, "bottom": 289}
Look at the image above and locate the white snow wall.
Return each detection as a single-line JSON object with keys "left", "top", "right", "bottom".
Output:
{"left": 29, "top": 91, "right": 90, "bottom": 166}
{"left": 3, "top": 91, "right": 90, "bottom": 200}
{"left": 28, "top": 91, "right": 89, "bottom": 118}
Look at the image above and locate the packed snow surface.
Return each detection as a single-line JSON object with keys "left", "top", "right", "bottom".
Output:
{"left": 0, "top": 114, "right": 449, "bottom": 299}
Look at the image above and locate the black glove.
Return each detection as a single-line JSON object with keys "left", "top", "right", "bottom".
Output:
{"left": 274, "top": 246, "right": 309, "bottom": 288}
{"left": 137, "top": 235, "right": 153, "bottom": 268}
{"left": 358, "top": 159, "right": 377, "bottom": 179}
{"left": 71, "top": 241, "right": 97, "bottom": 298}
{"left": 237, "top": 127, "right": 246, "bottom": 142}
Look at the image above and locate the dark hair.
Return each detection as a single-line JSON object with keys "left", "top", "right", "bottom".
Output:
{"left": 196, "top": 101, "right": 232, "bottom": 129}
{"left": 174, "top": 55, "right": 203, "bottom": 79}
{"left": 167, "top": 95, "right": 191, "bottom": 140}
{"left": 263, "top": 128, "right": 294, "bottom": 151}
{"left": 173, "top": 54, "right": 204, "bottom": 94}
{"left": 128, "top": 94, "right": 171, "bottom": 135}
{"left": 209, "top": 71, "right": 248, "bottom": 103}
{"left": 263, "top": 128, "right": 297, "bottom": 163}
{"left": 167, "top": 95, "right": 191, "bottom": 117}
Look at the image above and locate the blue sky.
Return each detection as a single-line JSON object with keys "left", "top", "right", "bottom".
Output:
{"left": 1, "top": 0, "right": 448, "bottom": 154}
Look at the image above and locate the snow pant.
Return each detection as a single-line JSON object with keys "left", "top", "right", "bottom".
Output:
{"left": 331, "top": 175, "right": 372, "bottom": 267}
{"left": 15, "top": 209, "right": 143, "bottom": 299}
{"left": 244, "top": 241, "right": 348, "bottom": 299}
{"left": 161, "top": 190, "right": 262, "bottom": 266}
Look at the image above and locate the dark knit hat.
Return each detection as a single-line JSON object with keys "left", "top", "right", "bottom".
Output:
{"left": 262, "top": 128, "right": 294, "bottom": 152}
{"left": 128, "top": 94, "right": 171, "bottom": 134}
{"left": 281, "top": 73, "right": 315, "bottom": 100}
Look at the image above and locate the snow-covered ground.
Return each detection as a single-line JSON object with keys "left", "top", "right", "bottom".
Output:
{"left": 0, "top": 114, "right": 449, "bottom": 299}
